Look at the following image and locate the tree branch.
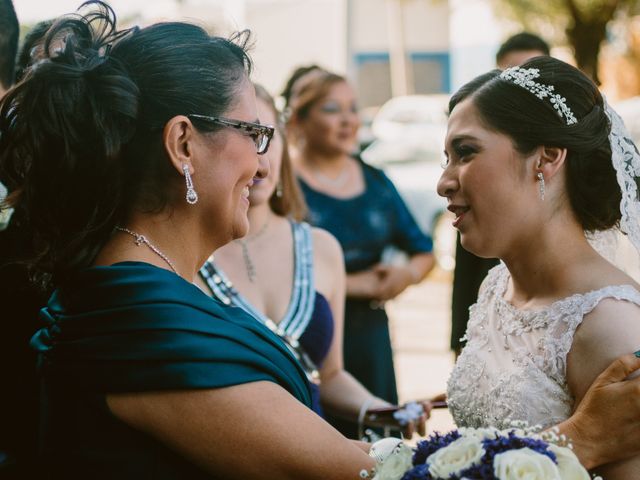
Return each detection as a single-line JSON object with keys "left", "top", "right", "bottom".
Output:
{"left": 563, "top": 0, "right": 583, "bottom": 24}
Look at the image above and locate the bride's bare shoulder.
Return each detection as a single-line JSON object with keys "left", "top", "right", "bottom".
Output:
{"left": 567, "top": 287, "right": 640, "bottom": 402}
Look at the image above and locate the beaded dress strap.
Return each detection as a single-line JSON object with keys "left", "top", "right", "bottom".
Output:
{"left": 278, "top": 221, "right": 316, "bottom": 339}
{"left": 199, "top": 220, "right": 316, "bottom": 340}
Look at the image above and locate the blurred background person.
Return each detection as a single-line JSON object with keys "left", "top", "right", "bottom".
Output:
{"left": 496, "top": 31, "right": 551, "bottom": 69}
{"left": 197, "top": 84, "right": 428, "bottom": 438}
{"left": 0, "top": 0, "right": 18, "bottom": 98}
{"left": 286, "top": 69, "right": 435, "bottom": 438}
{"left": 449, "top": 31, "right": 550, "bottom": 357}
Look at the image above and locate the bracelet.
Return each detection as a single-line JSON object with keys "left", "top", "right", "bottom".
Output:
{"left": 357, "top": 398, "right": 375, "bottom": 441}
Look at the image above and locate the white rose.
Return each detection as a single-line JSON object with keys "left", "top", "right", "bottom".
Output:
{"left": 547, "top": 445, "right": 590, "bottom": 480}
{"left": 427, "top": 436, "right": 485, "bottom": 478}
{"left": 372, "top": 442, "right": 413, "bottom": 480}
{"left": 458, "top": 426, "right": 501, "bottom": 441}
{"left": 493, "top": 448, "right": 561, "bottom": 480}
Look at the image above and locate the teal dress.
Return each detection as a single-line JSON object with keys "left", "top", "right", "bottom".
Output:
{"left": 31, "top": 262, "right": 312, "bottom": 478}
{"left": 299, "top": 160, "right": 433, "bottom": 439}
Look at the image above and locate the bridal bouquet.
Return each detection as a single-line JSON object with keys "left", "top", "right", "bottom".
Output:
{"left": 364, "top": 423, "right": 598, "bottom": 480}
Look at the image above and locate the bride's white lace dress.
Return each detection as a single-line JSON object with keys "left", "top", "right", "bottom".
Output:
{"left": 447, "top": 263, "right": 640, "bottom": 430}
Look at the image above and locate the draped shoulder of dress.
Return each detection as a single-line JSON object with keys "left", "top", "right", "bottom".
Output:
{"left": 31, "top": 261, "right": 312, "bottom": 479}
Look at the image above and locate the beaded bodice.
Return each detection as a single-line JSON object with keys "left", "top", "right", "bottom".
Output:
{"left": 447, "top": 264, "right": 640, "bottom": 430}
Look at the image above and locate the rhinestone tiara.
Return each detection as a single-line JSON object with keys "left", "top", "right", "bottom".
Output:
{"left": 499, "top": 66, "right": 577, "bottom": 126}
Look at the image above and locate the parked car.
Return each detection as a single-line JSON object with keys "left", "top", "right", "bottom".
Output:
{"left": 371, "top": 94, "right": 450, "bottom": 143}
{"left": 361, "top": 94, "right": 456, "bottom": 271}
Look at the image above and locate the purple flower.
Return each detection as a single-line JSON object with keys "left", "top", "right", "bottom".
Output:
{"left": 413, "top": 431, "right": 462, "bottom": 465}
{"left": 480, "top": 430, "right": 556, "bottom": 464}
{"left": 400, "top": 464, "right": 432, "bottom": 480}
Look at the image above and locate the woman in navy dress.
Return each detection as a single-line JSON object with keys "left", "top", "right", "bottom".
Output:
{"left": 287, "top": 71, "right": 435, "bottom": 437}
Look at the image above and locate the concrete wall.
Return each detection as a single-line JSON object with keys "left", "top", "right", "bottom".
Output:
{"left": 448, "top": 0, "right": 507, "bottom": 90}
{"left": 246, "top": 0, "right": 348, "bottom": 97}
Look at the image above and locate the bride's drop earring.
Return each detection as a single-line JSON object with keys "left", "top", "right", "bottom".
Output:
{"left": 537, "top": 172, "right": 545, "bottom": 201}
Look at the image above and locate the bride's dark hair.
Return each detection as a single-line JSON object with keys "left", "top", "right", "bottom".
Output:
{"left": 449, "top": 56, "right": 621, "bottom": 233}
{"left": 0, "top": 1, "right": 252, "bottom": 289}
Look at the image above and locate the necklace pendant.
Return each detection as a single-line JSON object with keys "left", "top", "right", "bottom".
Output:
{"left": 239, "top": 239, "right": 257, "bottom": 283}
{"left": 116, "top": 226, "right": 178, "bottom": 274}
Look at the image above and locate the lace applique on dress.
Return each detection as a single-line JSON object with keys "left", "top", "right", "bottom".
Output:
{"left": 447, "top": 263, "right": 640, "bottom": 430}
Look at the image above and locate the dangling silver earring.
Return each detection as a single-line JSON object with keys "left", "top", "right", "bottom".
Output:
{"left": 183, "top": 163, "right": 198, "bottom": 204}
{"left": 276, "top": 180, "right": 283, "bottom": 198}
{"left": 537, "top": 172, "right": 545, "bottom": 201}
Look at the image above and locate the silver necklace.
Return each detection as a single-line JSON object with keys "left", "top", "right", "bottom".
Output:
{"left": 312, "top": 163, "right": 351, "bottom": 189}
{"left": 116, "top": 226, "right": 178, "bottom": 274}
{"left": 236, "top": 219, "right": 270, "bottom": 283}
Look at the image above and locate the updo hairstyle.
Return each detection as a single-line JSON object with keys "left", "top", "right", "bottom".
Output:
{"left": 0, "top": 1, "right": 252, "bottom": 287}
{"left": 449, "top": 56, "right": 623, "bottom": 232}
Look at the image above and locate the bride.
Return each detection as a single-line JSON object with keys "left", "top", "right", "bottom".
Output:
{"left": 439, "top": 56, "right": 640, "bottom": 478}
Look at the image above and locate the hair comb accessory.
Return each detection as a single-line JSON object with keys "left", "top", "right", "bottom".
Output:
{"left": 500, "top": 67, "right": 577, "bottom": 126}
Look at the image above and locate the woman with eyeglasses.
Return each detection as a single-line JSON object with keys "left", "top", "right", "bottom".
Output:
{"left": 1, "top": 3, "right": 378, "bottom": 477}
{"left": 4, "top": 3, "right": 640, "bottom": 478}
{"left": 196, "top": 84, "right": 429, "bottom": 439}
{"left": 286, "top": 70, "right": 436, "bottom": 438}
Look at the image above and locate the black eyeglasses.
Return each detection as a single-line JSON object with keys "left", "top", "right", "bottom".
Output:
{"left": 188, "top": 114, "right": 275, "bottom": 155}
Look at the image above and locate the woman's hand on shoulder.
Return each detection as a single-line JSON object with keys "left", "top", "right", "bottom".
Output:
{"left": 566, "top": 298, "right": 640, "bottom": 476}
{"left": 560, "top": 352, "right": 640, "bottom": 469}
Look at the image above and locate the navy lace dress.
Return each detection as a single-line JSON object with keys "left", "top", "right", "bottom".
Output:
{"left": 199, "top": 221, "right": 334, "bottom": 417}
{"left": 299, "top": 159, "right": 432, "bottom": 438}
